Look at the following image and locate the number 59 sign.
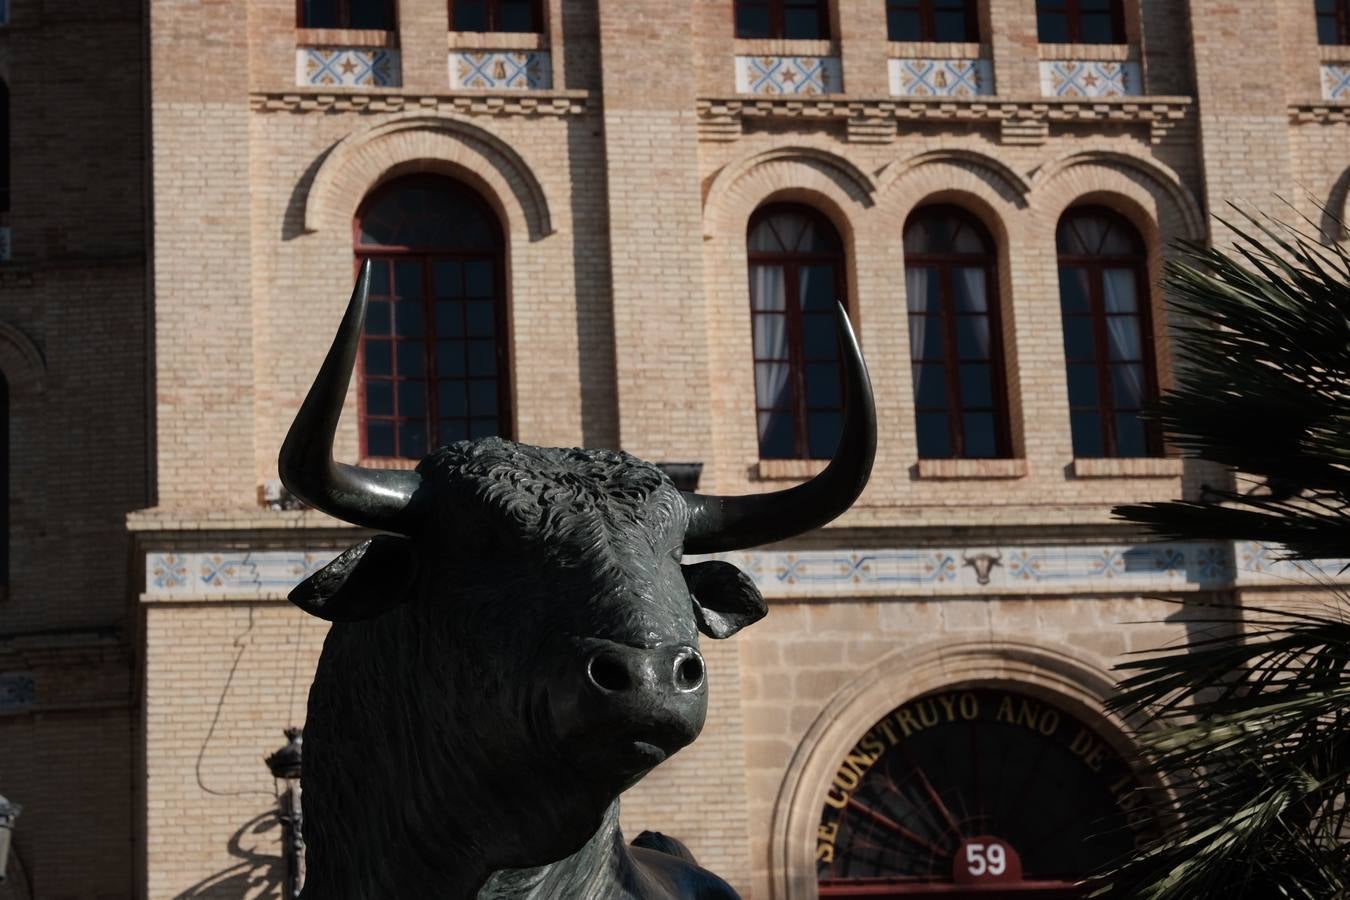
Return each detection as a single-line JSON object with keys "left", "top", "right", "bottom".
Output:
{"left": 952, "top": 836, "right": 1023, "bottom": 885}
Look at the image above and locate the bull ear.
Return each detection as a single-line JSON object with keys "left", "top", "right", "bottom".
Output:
{"left": 681, "top": 560, "right": 766, "bottom": 639}
{"left": 290, "top": 536, "right": 421, "bottom": 622}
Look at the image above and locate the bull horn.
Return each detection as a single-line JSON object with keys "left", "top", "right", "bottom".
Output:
{"left": 682, "top": 303, "right": 876, "bottom": 554}
{"left": 279, "top": 260, "right": 422, "bottom": 535}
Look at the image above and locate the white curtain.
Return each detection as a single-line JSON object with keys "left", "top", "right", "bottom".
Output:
{"left": 751, "top": 265, "right": 790, "bottom": 440}
{"left": 955, "top": 266, "right": 988, "bottom": 315}
{"left": 906, "top": 267, "right": 929, "bottom": 359}
{"left": 1103, "top": 268, "right": 1144, "bottom": 405}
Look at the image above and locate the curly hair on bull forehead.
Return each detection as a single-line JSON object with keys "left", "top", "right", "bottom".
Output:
{"left": 416, "top": 437, "right": 689, "bottom": 561}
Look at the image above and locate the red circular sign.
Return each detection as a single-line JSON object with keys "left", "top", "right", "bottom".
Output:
{"left": 952, "top": 835, "right": 1023, "bottom": 885}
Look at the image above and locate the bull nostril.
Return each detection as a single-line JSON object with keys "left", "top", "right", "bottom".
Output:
{"left": 587, "top": 652, "right": 633, "bottom": 693}
{"left": 674, "top": 650, "right": 705, "bottom": 692}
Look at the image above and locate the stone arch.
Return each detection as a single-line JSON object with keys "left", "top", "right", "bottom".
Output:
{"left": 303, "top": 113, "right": 554, "bottom": 241}
{"left": 877, "top": 148, "right": 1033, "bottom": 212}
{"left": 1030, "top": 149, "right": 1205, "bottom": 243}
{"left": 0, "top": 322, "right": 45, "bottom": 394}
{"left": 703, "top": 145, "right": 878, "bottom": 240}
{"left": 769, "top": 637, "right": 1156, "bottom": 900}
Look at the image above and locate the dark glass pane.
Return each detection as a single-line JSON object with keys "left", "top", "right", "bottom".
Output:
{"left": 465, "top": 260, "right": 493, "bottom": 296}
{"left": 364, "top": 341, "right": 392, "bottom": 376}
{"left": 395, "top": 261, "right": 422, "bottom": 298}
{"left": 773, "top": 214, "right": 808, "bottom": 252}
{"left": 466, "top": 301, "right": 495, "bottom": 337}
{"left": 1062, "top": 317, "right": 1095, "bottom": 360}
{"left": 1037, "top": 10, "right": 1069, "bottom": 42}
{"left": 1067, "top": 363, "right": 1100, "bottom": 408}
{"left": 735, "top": 4, "right": 771, "bottom": 38}
{"left": 439, "top": 420, "right": 469, "bottom": 444}
{"left": 301, "top": 0, "right": 340, "bottom": 27}
{"left": 397, "top": 342, "right": 427, "bottom": 377}
{"left": 368, "top": 260, "right": 391, "bottom": 295}
{"left": 1102, "top": 270, "right": 1139, "bottom": 311}
{"left": 962, "top": 413, "right": 998, "bottom": 458}
{"left": 808, "top": 412, "right": 843, "bottom": 458}
{"left": 959, "top": 364, "right": 994, "bottom": 408}
{"left": 1079, "top": 11, "right": 1118, "bottom": 43}
{"left": 1318, "top": 15, "right": 1339, "bottom": 45}
{"left": 747, "top": 218, "right": 784, "bottom": 253}
{"left": 1111, "top": 363, "right": 1145, "bottom": 408}
{"left": 888, "top": 9, "right": 921, "bottom": 40}
{"left": 805, "top": 362, "right": 841, "bottom": 408}
{"left": 397, "top": 380, "right": 427, "bottom": 418}
{"left": 758, "top": 410, "right": 795, "bottom": 458}
{"left": 1059, "top": 268, "right": 1091, "bottom": 313}
{"left": 498, "top": 0, "right": 538, "bottom": 31}
{"left": 434, "top": 261, "right": 462, "bottom": 297}
{"left": 906, "top": 267, "right": 940, "bottom": 313}
{"left": 802, "top": 315, "right": 838, "bottom": 359}
{"left": 954, "top": 268, "right": 989, "bottom": 312}
{"left": 359, "top": 179, "right": 500, "bottom": 250}
{"left": 436, "top": 301, "right": 464, "bottom": 337}
{"left": 469, "top": 380, "right": 498, "bottom": 415}
{"left": 453, "top": 0, "right": 488, "bottom": 30}
{"left": 366, "top": 422, "right": 395, "bottom": 457}
{"left": 394, "top": 301, "right": 425, "bottom": 338}
{"left": 934, "top": 9, "right": 973, "bottom": 41}
{"left": 956, "top": 317, "right": 991, "bottom": 360}
{"left": 1318, "top": 0, "right": 1337, "bottom": 11}
{"left": 366, "top": 381, "right": 393, "bottom": 416}
{"left": 399, "top": 421, "right": 428, "bottom": 458}
{"left": 784, "top": 6, "right": 824, "bottom": 38}
{"left": 470, "top": 419, "right": 498, "bottom": 439}
{"left": 365, "top": 301, "right": 391, "bottom": 336}
{"left": 755, "top": 362, "right": 791, "bottom": 409}
{"left": 909, "top": 314, "right": 943, "bottom": 361}
{"left": 1115, "top": 413, "right": 1148, "bottom": 458}
{"left": 753, "top": 315, "right": 789, "bottom": 360}
{"left": 437, "top": 341, "right": 466, "bottom": 376}
{"left": 469, "top": 340, "right": 496, "bottom": 376}
{"left": 349, "top": 0, "right": 390, "bottom": 29}
{"left": 1106, "top": 317, "right": 1142, "bottom": 360}
{"left": 917, "top": 413, "right": 951, "bottom": 458}
{"left": 439, "top": 380, "right": 467, "bottom": 417}
{"left": 799, "top": 265, "right": 837, "bottom": 311}
{"left": 913, "top": 363, "right": 948, "bottom": 409}
{"left": 1071, "top": 411, "right": 1104, "bottom": 458}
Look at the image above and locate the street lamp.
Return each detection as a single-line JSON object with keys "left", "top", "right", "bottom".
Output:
{"left": 0, "top": 791, "right": 19, "bottom": 883}
{"left": 265, "top": 728, "right": 304, "bottom": 900}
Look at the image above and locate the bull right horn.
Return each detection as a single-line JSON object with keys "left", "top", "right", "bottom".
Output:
{"left": 279, "top": 261, "right": 422, "bottom": 535}
{"left": 681, "top": 303, "right": 877, "bottom": 554}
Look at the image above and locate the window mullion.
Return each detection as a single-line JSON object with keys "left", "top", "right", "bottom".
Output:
{"left": 786, "top": 265, "right": 809, "bottom": 458}
{"left": 1090, "top": 264, "right": 1117, "bottom": 457}
{"left": 941, "top": 264, "right": 965, "bottom": 458}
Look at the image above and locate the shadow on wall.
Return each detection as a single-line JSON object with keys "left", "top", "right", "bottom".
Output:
{"left": 173, "top": 812, "right": 284, "bottom": 900}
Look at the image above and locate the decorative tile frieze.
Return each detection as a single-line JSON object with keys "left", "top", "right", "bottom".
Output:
{"left": 1040, "top": 60, "right": 1141, "bottom": 98}
{"left": 735, "top": 56, "right": 842, "bottom": 95}
{"left": 450, "top": 51, "right": 552, "bottom": 90}
{"left": 1322, "top": 64, "right": 1350, "bottom": 100}
{"left": 889, "top": 58, "right": 992, "bottom": 98}
{"left": 0, "top": 672, "right": 35, "bottom": 712}
{"left": 296, "top": 47, "right": 402, "bottom": 88}
{"left": 250, "top": 90, "right": 589, "bottom": 116}
{"left": 145, "top": 550, "right": 339, "bottom": 597}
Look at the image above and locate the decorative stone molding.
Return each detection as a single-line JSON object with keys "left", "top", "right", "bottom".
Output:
{"left": 734, "top": 55, "right": 842, "bottom": 95}
{"left": 889, "top": 58, "right": 993, "bottom": 98}
{"left": 1321, "top": 63, "right": 1350, "bottom": 101}
{"left": 696, "top": 95, "right": 1191, "bottom": 145}
{"left": 875, "top": 148, "right": 1033, "bottom": 203}
{"left": 1072, "top": 456, "right": 1183, "bottom": 478}
{"left": 1040, "top": 60, "right": 1142, "bottom": 98}
{"left": 1288, "top": 102, "right": 1350, "bottom": 124}
{"left": 296, "top": 47, "right": 402, "bottom": 88}
{"left": 250, "top": 89, "right": 588, "bottom": 117}
{"left": 916, "top": 457, "right": 1028, "bottom": 479}
{"left": 449, "top": 50, "right": 552, "bottom": 90}
{"left": 1030, "top": 148, "right": 1205, "bottom": 241}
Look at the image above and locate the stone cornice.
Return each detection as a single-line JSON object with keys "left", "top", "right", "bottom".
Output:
{"left": 697, "top": 94, "right": 1194, "bottom": 145}
{"left": 250, "top": 88, "right": 591, "bottom": 116}
{"left": 1289, "top": 102, "right": 1350, "bottom": 124}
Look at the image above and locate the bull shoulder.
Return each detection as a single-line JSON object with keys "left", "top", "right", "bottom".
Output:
{"left": 627, "top": 845, "right": 743, "bottom": 900}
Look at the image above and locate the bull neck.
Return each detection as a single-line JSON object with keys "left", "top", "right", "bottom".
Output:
{"left": 476, "top": 801, "right": 642, "bottom": 900}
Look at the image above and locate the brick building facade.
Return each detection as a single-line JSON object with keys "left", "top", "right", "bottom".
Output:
{"left": 2, "top": 0, "right": 1350, "bottom": 898}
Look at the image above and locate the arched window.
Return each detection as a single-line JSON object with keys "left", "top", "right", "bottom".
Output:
{"left": 886, "top": 0, "right": 979, "bottom": 42}
{"left": 1057, "top": 207, "right": 1159, "bottom": 458}
{"left": 904, "top": 206, "right": 1010, "bottom": 459}
{"left": 747, "top": 205, "right": 847, "bottom": 459}
{"left": 1318, "top": 0, "right": 1350, "bottom": 44}
{"left": 354, "top": 175, "right": 510, "bottom": 459}
{"left": 735, "top": 0, "right": 831, "bottom": 39}
{"left": 1036, "top": 0, "right": 1124, "bottom": 43}
{"left": 299, "top": 0, "right": 394, "bottom": 29}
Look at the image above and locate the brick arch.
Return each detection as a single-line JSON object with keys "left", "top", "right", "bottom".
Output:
{"left": 303, "top": 113, "right": 554, "bottom": 241}
{"left": 703, "top": 145, "right": 879, "bottom": 240}
{"left": 1030, "top": 149, "right": 1204, "bottom": 244}
{"left": 876, "top": 148, "right": 1033, "bottom": 212}
{"left": 768, "top": 637, "right": 1154, "bottom": 900}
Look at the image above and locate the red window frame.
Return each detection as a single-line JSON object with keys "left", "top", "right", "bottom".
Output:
{"left": 734, "top": 0, "right": 832, "bottom": 39}
{"left": 296, "top": 0, "right": 396, "bottom": 29}
{"left": 1035, "top": 0, "right": 1125, "bottom": 44}
{"left": 886, "top": 0, "right": 979, "bottom": 42}
{"left": 1317, "top": 0, "right": 1350, "bottom": 44}
{"left": 747, "top": 204, "right": 848, "bottom": 460}
{"left": 1057, "top": 206, "right": 1160, "bottom": 459}
{"left": 904, "top": 206, "right": 1011, "bottom": 460}
{"left": 353, "top": 175, "right": 512, "bottom": 460}
{"left": 448, "top": 0, "right": 544, "bottom": 32}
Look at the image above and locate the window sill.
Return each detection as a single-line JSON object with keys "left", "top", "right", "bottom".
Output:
{"left": 916, "top": 458, "right": 1027, "bottom": 479}
{"left": 296, "top": 27, "right": 397, "bottom": 47}
{"left": 448, "top": 30, "right": 546, "bottom": 50}
{"left": 1072, "top": 457, "right": 1183, "bottom": 478}
{"left": 887, "top": 40, "right": 986, "bottom": 60}
{"left": 1038, "top": 42, "right": 1134, "bottom": 61}
{"left": 734, "top": 37, "right": 836, "bottom": 57}
{"left": 756, "top": 458, "right": 828, "bottom": 480}
{"left": 358, "top": 456, "right": 419, "bottom": 470}
{"left": 1321, "top": 44, "right": 1350, "bottom": 62}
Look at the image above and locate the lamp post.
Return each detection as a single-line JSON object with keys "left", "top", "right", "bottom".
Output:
{"left": 0, "top": 791, "right": 18, "bottom": 883}
{"left": 265, "top": 728, "right": 304, "bottom": 900}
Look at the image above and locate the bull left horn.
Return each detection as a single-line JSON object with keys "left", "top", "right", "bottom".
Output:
{"left": 279, "top": 261, "right": 422, "bottom": 535}
{"left": 681, "top": 303, "right": 876, "bottom": 554}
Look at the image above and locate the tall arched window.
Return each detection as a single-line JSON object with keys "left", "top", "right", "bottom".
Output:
{"left": 904, "top": 206, "right": 1010, "bottom": 459}
{"left": 1036, "top": 0, "right": 1124, "bottom": 43}
{"left": 355, "top": 175, "right": 510, "bottom": 459}
{"left": 748, "top": 205, "right": 847, "bottom": 459}
{"left": 1057, "top": 206, "right": 1159, "bottom": 458}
